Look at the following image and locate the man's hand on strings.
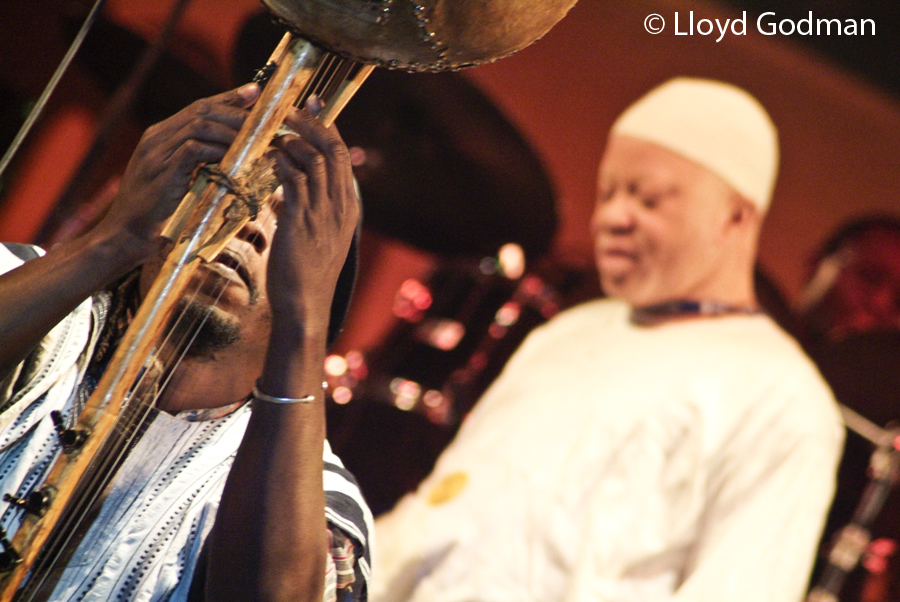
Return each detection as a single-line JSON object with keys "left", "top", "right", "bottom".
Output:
{"left": 265, "top": 98, "right": 360, "bottom": 337}
{"left": 94, "top": 84, "right": 260, "bottom": 271}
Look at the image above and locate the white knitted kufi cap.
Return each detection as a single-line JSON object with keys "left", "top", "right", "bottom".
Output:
{"left": 611, "top": 77, "right": 779, "bottom": 211}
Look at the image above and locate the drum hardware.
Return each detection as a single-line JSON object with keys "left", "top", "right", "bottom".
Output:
{"left": 807, "top": 407, "right": 900, "bottom": 602}
{"left": 327, "top": 246, "right": 559, "bottom": 421}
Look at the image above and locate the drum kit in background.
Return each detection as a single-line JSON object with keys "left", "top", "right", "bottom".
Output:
{"left": 323, "top": 247, "right": 598, "bottom": 515}
{"left": 318, "top": 64, "right": 601, "bottom": 517}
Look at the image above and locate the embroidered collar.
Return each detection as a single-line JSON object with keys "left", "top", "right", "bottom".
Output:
{"left": 630, "top": 300, "right": 762, "bottom": 326}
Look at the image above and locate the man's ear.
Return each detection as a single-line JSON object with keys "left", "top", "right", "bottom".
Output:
{"left": 730, "top": 199, "right": 747, "bottom": 224}
{"left": 729, "top": 194, "right": 759, "bottom": 227}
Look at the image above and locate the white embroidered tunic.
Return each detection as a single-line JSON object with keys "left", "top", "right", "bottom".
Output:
{"left": 373, "top": 299, "right": 844, "bottom": 602}
{"left": 0, "top": 243, "right": 373, "bottom": 602}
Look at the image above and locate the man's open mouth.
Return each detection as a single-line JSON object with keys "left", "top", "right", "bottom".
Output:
{"left": 211, "top": 249, "right": 252, "bottom": 291}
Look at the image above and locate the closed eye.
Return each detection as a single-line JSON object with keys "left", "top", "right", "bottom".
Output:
{"left": 641, "top": 196, "right": 659, "bottom": 210}
{"left": 597, "top": 185, "right": 614, "bottom": 202}
{"left": 638, "top": 185, "right": 678, "bottom": 210}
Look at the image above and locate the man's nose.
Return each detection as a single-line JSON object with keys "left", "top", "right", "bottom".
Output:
{"left": 234, "top": 214, "right": 271, "bottom": 254}
{"left": 592, "top": 193, "right": 635, "bottom": 235}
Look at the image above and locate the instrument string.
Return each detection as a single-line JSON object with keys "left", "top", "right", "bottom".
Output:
{"left": 313, "top": 54, "right": 339, "bottom": 99}
{"left": 0, "top": 0, "right": 108, "bottom": 180}
{"left": 321, "top": 58, "right": 347, "bottom": 100}
{"left": 20, "top": 206, "right": 274, "bottom": 600}
{"left": 20, "top": 190, "right": 282, "bottom": 601}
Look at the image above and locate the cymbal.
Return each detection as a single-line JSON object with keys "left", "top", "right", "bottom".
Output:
{"left": 337, "top": 68, "right": 558, "bottom": 259}
{"left": 235, "top": 13, "right": 559, "bottom": 259}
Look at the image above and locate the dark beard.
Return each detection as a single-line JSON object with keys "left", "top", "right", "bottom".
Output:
{"left": 170, "top": 299, "right": 241, "bottom": 359}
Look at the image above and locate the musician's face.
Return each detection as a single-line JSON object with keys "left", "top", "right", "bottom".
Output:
{"left": 138, "top": 201, "right": 278, "bottom": 357}
{"left": 815, "top": 228, "right": 900, "bottom": 340}
{"left": 591, "top": 135, "right": 738, "bottom": 307}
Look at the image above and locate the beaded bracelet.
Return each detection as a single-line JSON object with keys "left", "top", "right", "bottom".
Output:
{"left": 252, "top": 381, "right": 316, "bottom": 404}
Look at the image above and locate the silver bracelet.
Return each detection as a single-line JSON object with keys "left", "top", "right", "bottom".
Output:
{"left": 252, "top": 381, "right": 316, "bottom": 404}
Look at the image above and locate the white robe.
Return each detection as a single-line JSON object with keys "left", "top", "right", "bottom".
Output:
{"left": 372, "top": 299, "right": 844, "bottom": 602}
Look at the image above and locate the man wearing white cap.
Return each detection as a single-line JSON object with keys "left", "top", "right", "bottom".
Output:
{"left": 371, "top": 78, "right": 844, "bottom": 601}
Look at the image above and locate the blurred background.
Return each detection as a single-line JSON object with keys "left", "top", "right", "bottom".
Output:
{"left": 1, "top": 1, "right": 900, "bottom": 598}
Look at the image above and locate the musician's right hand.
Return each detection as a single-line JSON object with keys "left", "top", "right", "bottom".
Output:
{"left": 93, "top": 83, "right": 260, "bottom": 272}
{"left": 0, "top": 85, "right": 259, "bottom": 379}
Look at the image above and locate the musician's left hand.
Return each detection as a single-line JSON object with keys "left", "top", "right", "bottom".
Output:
{"left": 264, "top": 99, "right": 360, "bottom": 337}
{"left": 207, "top": 99, "right": 357, "bottom": 602}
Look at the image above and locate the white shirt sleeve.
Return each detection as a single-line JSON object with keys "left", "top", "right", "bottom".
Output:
{"left": 674, "top": 396, "right": 842, "bottom": 602}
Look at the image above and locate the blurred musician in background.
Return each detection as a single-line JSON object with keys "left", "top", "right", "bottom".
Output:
{"left": 0, "top": 85, "right": 372, "bottom": 601}
{"left": 799, "top": 216, "right": 900, "bottom": 602}
{"left": 799, "top": 215, "right": 900, "bottom": 345}
{"left": 371, "top": 77, "right": 844, "bottom": 602}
